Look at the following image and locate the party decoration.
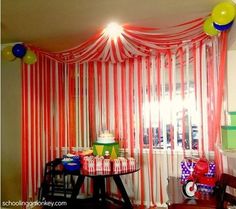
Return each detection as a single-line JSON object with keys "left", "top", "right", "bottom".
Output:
{"left": 2, "top": 46, "right": 16, "bottom": 61}
{"left": 212, "top": 2, "right": 236, "bottom": 25}
{"left": 23, "top": 50, "right": 37, "bottom": 64}
{"left": 203, "top": 17, "right": 219, "bottom": 36}
{"left": 12, "top": 43, "right": 27, "bottom": 58}
{"left": 213, "top": 20, "right": 234, "bottom": 31}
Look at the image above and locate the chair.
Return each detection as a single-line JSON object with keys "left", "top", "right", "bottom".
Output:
{"left": 217, "top": 173, "right": 236, "bottom": 209}
{"left": 39, "top": 158, "right": 75, "bottom": 201}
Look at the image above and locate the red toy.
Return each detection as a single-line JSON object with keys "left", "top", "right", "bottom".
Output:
{"left": 182, "top": 157, "right": 217, "bottom": 198}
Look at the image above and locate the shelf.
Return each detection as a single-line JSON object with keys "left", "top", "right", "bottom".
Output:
{"left": 217, "top": 144, "right": 236, "bottom": 158}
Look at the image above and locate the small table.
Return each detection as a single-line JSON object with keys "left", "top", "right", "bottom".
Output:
{"left": 71, "top": 168, "right": 140, "bottom": 209}
{"left": 167, "top": 177, "right": 217, "bottom": 209}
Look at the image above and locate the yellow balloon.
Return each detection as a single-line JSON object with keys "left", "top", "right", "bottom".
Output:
{"left": 203, "top": 17, "right": 219, "bottom": 36}
{"left": 1, "top": 46, "right": 16, "bottom": 61}
{"left": 23, "top": 50, "right": 37, "bottom": 64}
{"left": 212, "top": 2, "right": 236, "bottom": 25}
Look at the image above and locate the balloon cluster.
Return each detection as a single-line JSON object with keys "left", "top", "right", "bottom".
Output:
{"left": 203, "top": 1, "right": 236, "bottom": 36}
{"left": 2, "top": 43, "right": 37, "bottom": 64}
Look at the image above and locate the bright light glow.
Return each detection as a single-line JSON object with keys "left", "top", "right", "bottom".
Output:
{"left": 104, "top": 22, "right": 123, "bottom": 41}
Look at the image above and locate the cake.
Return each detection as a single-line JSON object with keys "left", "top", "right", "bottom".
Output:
{"left": 93, "top": 130, "right": 119, "bottom": 159}
{"left": 97, "top": 130, "right": 115, "bottom": 144}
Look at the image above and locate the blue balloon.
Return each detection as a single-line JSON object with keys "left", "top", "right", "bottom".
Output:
{"left": 12, "top": 44, "right": 27, "bottom": 58}
{"left": 213, "top": 21, "right": 234, "bottom": 31}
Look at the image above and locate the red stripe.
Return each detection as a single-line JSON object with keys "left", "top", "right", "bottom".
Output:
{"left": 88, "top": 62, "right": 96, "bottom": 142}
{"left": 39, "top": 55, "right": 43, "bottom": 180}
{"left": 47, "top": 58, "right": 52, "bottom": 161}
{"left": 105, "top": 62, "right": 110, "bottom": 130}
{"left": 199, "top": 41, "right": 205, "bottom": 156}
{"left": 113, "top": 64, "right": 119, "bottom": 139}
{"left": 207, "top": 45, "right": 214, "bottom": 151}
{"left": 69, "top": 64, "right": 76, "bottom": 149}
{"left": 21, "top": 62, "right": 28, "bottom": 203}
{"left": 214, "top": 32, "right": 228, "bottom": 175}
{"left": 30, "top": 64, "right": 35, "bottom": 199}
{"left": 35, "top": 55, "right": 39, "bottom": 193}
{"left": 51, "top": 61, "right": 56, "bottom": 158}
{"left": 58, "top": 63, "right": 63, "bottom": 152}
{"left": 79, "top": 64, "right": 85, "bottom": 146}
{"left": 121, "top": 62, "right": 127, "bottom": 149}
{"left": 111, "top": 40, "right": 119, "bottom": 62}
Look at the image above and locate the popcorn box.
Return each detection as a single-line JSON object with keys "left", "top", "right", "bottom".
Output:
{"left": 93, "top": 142, "right": 119, "bottom": 160}
{"left": 127, "top": 157, "right": 136, "bottom": 170}
{"left": 103, "top": 159, "right": 111, "bottom": 172}
{"left": 221, "top": 126, "right": 236, "bottom": 149}
{"left": 118, "top": 157, "right": 128, "bottom": 171}
{"left": 113, "top": 159, "right": 121, "bottom": 172}
{"left": 95, "top": 156, "right": 104, "bottom": 172}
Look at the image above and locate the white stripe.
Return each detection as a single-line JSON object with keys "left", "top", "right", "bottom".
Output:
{"left": 171, "top": 54, "right": 178, "bottom": 150}
{"left": 78, "top": 34, "right": 108, "bottom": 59}
{"left": 126, "top": 60, "right": 130, "bottom": 149}
{"left": 101, "top": 62, "right": 106, "bottom": 130}
{"left": 185, "top": 44, "right": 192, "bottom": 150}
{"left": 160, "top": 54, "right": 167, "bottom": 149}
{"left": 83, "top": 63, "right": 88, "bottom": 147}
{"left": 84, "top": 63, "right": 88, "bottom": 147}
{"left": 133, "top": 58, "right": 139, "bottom": 149}
{"left": 120, "top": 36, "right": 147, "bottom": 56}
{"left": 109, "top": 39, "right": 116, "bottom": 63}
{"left": 196, "top": 44, "right": 202, "bottom": 153}
{"left": 117, "top": 63, "right": 123, "bottom": 139}
{"left": 201, "top": 43, "right": 209, "bottom": 153}
{"left": 114, "top": 39, "right": 123, "bottom": 62}
{"left": 94, "top": 62, "right": 100, "bottom": 134}
{"left": 78, "top": 64, "right": 82, "bottom": 146}
{"left": 109, "top": 63, "right": 114, "bottom": 131}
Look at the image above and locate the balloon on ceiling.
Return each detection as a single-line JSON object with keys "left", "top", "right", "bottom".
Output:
{"left": 203, "top": 1, "right": 235, "bottom": 36}
{"left": 1, "top": 43, "right": 37, "bottom": 64}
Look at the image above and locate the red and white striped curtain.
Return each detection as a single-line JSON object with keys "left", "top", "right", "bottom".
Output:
{"left": 21, "top": 21, "right": 228, "bottom": 207}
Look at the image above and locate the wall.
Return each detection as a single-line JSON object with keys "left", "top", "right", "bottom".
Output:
{"left": 1, "top": 57, "right": 22, "bottom": 207}
{"left": 227, "top": 49, "right": 236, "bottom": 112}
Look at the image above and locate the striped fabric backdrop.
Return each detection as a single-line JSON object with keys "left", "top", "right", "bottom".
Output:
{"left": 21, "top": 27, "right": 227, "bottom": 207}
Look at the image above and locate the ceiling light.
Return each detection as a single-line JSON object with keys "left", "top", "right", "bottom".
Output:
{"left": 104, "top": 22, "right": 123, "bottom": 40}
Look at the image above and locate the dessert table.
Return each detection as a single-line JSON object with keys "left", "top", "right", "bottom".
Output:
{"left": 71, "top": 168, "right": 140, "bottom": 209}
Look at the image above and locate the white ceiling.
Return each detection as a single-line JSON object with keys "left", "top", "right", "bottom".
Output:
{"left": 1, "top": 0, "right": 236, "bottom": 51}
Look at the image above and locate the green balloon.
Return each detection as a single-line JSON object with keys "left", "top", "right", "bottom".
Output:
{"left": 203, "top": 17, "right": 219, "bottom": 36}
{"left": 212, "top": 2, "right": 236, "bottom": 25}
{"left": 23, "top": 50, "right": 37, "bottom": 64}
{"left": 2, "top": 45, "right": 16, "bottom": 61}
